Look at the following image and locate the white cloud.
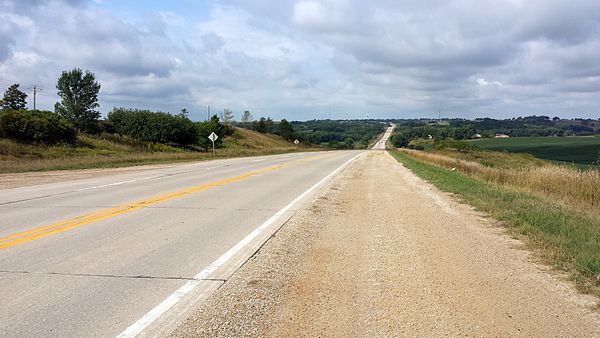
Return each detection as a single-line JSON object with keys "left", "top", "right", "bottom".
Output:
{"left": 0, "top": 0, "right": 600, "bottom": 119}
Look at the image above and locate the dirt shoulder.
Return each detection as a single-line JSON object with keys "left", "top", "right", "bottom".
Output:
{"left": 173, "top": 150, "right": 600, "bottom": 337}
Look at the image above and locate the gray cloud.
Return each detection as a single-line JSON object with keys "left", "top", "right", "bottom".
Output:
{"left": 1, "top": 0, "right": 600, "bottom": 119}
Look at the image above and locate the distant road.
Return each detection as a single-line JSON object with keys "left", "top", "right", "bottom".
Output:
{"left": 0, "top": 150, "right": 364, "bottom": 336}
{"left": 371, "top": 124, "right": 395, "bottom": 150}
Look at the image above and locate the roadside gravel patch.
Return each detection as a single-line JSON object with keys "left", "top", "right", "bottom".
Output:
{"left": 172, "top": 181, "right": 340, "bottom": 337}
{"left": 173, "top": 151, "right": 600, "bottom": 337}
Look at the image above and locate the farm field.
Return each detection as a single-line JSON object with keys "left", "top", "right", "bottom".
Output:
{"left": 473, "top": 136, "right": 600, "bottom": 166}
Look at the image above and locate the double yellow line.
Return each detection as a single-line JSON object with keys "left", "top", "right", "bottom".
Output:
{"left": 0, "top": 163, "right": 287, "bottom": 250}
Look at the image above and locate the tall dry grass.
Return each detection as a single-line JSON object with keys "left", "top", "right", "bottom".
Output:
{"left": 400, "top": 149, "right": 600, "bottom": 213}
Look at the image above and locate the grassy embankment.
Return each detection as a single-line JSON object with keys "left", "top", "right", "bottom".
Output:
{"left": 473, "top": 136, "right": 600, "bottom": 168}
{"left": 0, "top": 127, "right": 309, "bottom": 173}
{"left": 389, "top": 148, "right": 600, "bottom": 298}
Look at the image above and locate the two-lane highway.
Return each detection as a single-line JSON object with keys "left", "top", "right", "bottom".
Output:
{"left": 371, "top": 124, "right": 395, "bottom": 150}
{"left": 0, "top": 150, "right": 363, "bottom": 336}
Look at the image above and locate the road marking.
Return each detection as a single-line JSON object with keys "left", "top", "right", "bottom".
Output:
{"left": 75, "top": 176, "right": 163, "bottom": 192}
{"left": 117, "top": 152, "right": 363, "bottom": 338}
{"left": 0, "top": 164, "right": 287, "bottom": 250}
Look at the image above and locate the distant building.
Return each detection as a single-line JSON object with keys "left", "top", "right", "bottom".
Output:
{"left": 495, "top": 133, "right": 510, "bottom": 138}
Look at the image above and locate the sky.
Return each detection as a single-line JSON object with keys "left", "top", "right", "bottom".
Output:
{"left": 1, "top": 0, "right": 600, "bottom": 121}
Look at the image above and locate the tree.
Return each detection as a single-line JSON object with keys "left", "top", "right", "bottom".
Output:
{"left": 0, "top": 84, "right": 28, "bottom": 110}
{"left": 55, "top": 68, "right": 101, "bottom": 133}
{"left": 265, "top": 117, "right": 274, "bottom": 133}
{"left": 0, "top": 109, "right": 76, "bottom": 144}
{"left": 195, "top": 114, "right": 231, "bottom": 151}
{"left": 241, "top": 110, "right": 253, "bottom": 128}
{"left": 278, "top": 119, "right": 295, "bottom": 141}
{"left": 452, "top": 124, "right": 476, "bottom": 140}
{"left": 221, "top": 109, "right": 234, "bottom": 125}
{"left": 107, "top": 108, "right": 197, "bottom": 146}
{"left": 252, "top": 116, "right": 275, "bottom": 134}
{"left": 253, "top": 117, "right": 267, "bottom": 133}
{"left": 390, "top": 133, "right": 409, "bottom": 148}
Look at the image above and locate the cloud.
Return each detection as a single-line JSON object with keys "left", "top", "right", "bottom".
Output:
{"left": 1, "top": 0, "right": 600, "bottom": 119}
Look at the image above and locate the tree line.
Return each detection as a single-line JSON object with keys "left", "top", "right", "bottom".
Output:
{"left": 1, "top": 67, "right": 385, "bottom": 151}
{"left": 390, "top": 116, "right": 600, "bottom": 149}
{"left": 0, "top": 68, "right": 287, "bottom": 150}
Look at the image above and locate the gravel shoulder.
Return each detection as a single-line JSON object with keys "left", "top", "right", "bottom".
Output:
{"left": 173, "top": 150, "right": 600, "bottom": 337}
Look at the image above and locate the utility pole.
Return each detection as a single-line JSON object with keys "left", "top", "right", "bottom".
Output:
{"left": 33, "top": 85, "right": 37, "bottom": 110}
{"left": 207, "top": 104, "right": 211, "bottom": 121}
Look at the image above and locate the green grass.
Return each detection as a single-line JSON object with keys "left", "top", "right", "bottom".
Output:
{"left": 473, "top": 136, "right": 600, "bottom": 166}
{"left": 389, "top": 150, "right": 600, "bottom": 297}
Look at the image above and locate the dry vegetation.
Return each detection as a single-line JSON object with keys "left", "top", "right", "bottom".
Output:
{"left": 0, "top": 128, "right": 312, "bottom": 173}
{"left": 399, "top": 148, "right": 600, "bottom": 214}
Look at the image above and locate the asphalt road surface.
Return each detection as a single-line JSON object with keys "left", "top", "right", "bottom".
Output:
{"left": 371, "top": 124, "right": 394, "bottom": 150}
{"left": 0, "top": 150, "right": 366, "bottom": 337}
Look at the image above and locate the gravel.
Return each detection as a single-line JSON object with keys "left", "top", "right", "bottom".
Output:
{"left": 173, "top": 151, "right": 600, "bottom": 337}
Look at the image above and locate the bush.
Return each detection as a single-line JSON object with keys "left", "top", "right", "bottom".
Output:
{"left": 432, "top": 139, "right": 479, "bottom": 151}
{"left": 408, "top": 144, "right": 425, "bottom": 150}
{"left": 0, "top": 109, "right": 76, "bottom": 144}
{"left": 107, "top": 108, "right": 198, "bottom": 146}
{"left": 390, "top": 133, "right": 409, "bottom": 148}
{"left": 195, "top": 115, "right": 233, "bottom": 151}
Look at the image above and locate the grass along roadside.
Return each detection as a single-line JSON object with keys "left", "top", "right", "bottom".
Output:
{"left": 0, "top": 128, "right": 314, "bottom": 173}
{"left": 389, "top": 149, "right": 600, "bottom": 299}
{"left": 400, "top": 148, "right": 600, "bottom": 214}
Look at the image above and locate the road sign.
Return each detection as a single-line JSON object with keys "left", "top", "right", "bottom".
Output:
{"left": 208, "top": 132, "right": 218, "bottom": 155}
{"left": 294, "top": 139, "right": 300, "bottom": 145}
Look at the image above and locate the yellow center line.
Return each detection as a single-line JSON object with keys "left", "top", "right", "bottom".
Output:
{"left": 0, "top": 161, "right": 297, "bottom": 250}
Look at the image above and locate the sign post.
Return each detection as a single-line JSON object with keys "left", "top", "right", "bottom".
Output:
{"left": 208, "top": 132, "right": 218, "bottom": 155}
{"left": 294, "top": 139, "right": 300, "bottom": 146}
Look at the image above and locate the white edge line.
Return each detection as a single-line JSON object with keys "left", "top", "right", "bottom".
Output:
{"left": 116, "top": 152, "right": 364, "bottom": 338}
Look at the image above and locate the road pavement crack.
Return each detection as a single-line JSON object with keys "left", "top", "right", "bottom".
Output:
{"left": 0, "top": 269, "right": 200, "bottom": 281}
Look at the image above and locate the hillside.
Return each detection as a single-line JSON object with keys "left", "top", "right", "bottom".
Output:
{"left": 0, "top": 127, "right": 307, "bottom": 173}
{"left": 224, "top": 127, "right": 303, "bottom": 150}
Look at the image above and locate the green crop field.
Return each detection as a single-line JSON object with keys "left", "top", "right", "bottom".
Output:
{"left": 473, "top": 136, "right": 600, "bottom": 166}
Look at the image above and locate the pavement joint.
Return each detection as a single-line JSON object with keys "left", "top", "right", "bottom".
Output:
{"left": 0, "top": 270, "right": 198, "bottom": 281}
{"left": 201, "top": 278, "right": 227, "bottom": 282}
